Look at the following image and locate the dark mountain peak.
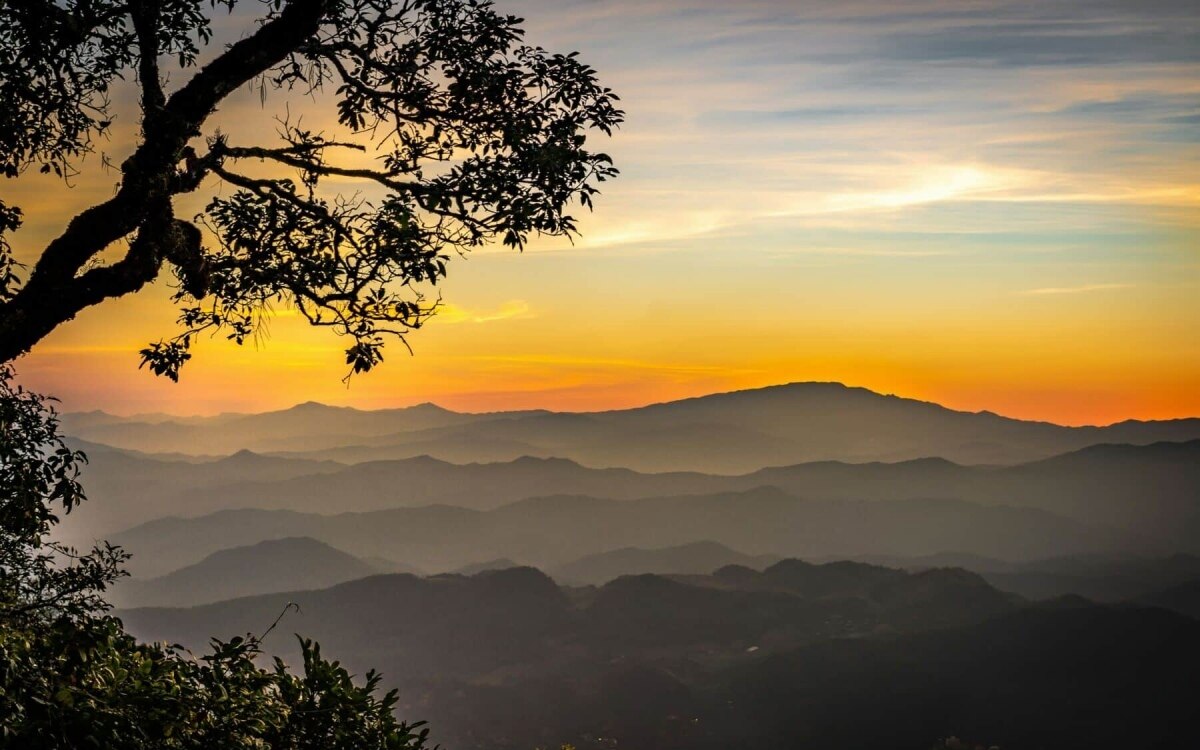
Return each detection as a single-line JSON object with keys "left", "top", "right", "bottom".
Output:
{"left": 764, "top": 381, "right": 859, "bottom": 395}
{"left": 402, "top": 401, "right": 455, "bottom": 415}
{"left": 893, "top": 565, "right": 992, "bottom": 590}
{"left": 215, "top": 448, "right": 271, "bottom": 465}
{"left": 713, "top": 564, "right": 762, "bottom": 583}
{"left": 599, "top": 572, "right": 691, "bottom": 595}
{"left": 763, "top": 558, "right": 817, "bottom": 576}
{"left": 869, "top": 567, "right": 1014, "bottom": 624}
{"left": 453, "top": 558, "right": 520, "bottom": 576}
{"left": 1103, "top": 416, "right": 1200, "bottom": 428}
{"left": 894, "top": 455, "right": 964, "bottom": 470}
{"left": 706, "top": 381, "right": 947, "bottom": 409}
{"left": 470, "top": 564, "right": 557, "bottom": 588}
{"left": 350, "top": 454, "right": 455, "bottom": 473}
{"left": 750, "top": 455, "right": 967, "bottom": 480}
{"left": 664, "top": 539, "right": 739, "bottom": 554}
{"left": 461, "top": 566, "right": 568, "bottom": 607}
{"left": 289, "top": 400, "right": 344, "bottom": 412}
{"left": 509, "top": 455, "right": 585, "bottom": 469}
{"left": 550, "top": 540, "right": 777, "bottom": 586}
{"left": 627, "top": 381, "right": 866, "bottom": 410}
{"left": 1026, "top": 438, "right": 1200, "bottom": 469}
{"left": 764, "top": 558, "right": 902, "bottom": 597}
{"left": 209, "top": 448, "right": 340, "bottom": 472}
{"left": 195, "top": 535, "right": 359, "bottom": 566}
{"left": 111, "top": 536, "right": 378, "bottom": 608}
{"left": 401, "top": 453, "right": 454, "bottom": 467}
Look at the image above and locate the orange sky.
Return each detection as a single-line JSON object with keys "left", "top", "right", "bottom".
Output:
{"left": 6, "top": 0, "right": 1200, "bottom": 426}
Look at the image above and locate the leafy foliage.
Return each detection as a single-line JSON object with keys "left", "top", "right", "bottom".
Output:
{"left": 0, "top": 2, "right": 620, "bottom": 741}
{"left": 0, "top": 368, "right": 431, "bottom": 748}
{"left": 0, "top": 364, "right": 124, "bottom": 622}
{"left": 0, "top": 0, "right": 133, "bottom": 178}
{"left": 0, "top": 0, "right": 621, "bottom": 374}
{"left": 1, "top": 618, "right": 431, "bottom": 748}
{"left": 0, "top": 202, "right": 22, "bottom": 303}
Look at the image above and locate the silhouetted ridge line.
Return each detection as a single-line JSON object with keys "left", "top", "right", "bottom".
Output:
{"left": 63, "top": 381, "right": 1200, "bottom": 474}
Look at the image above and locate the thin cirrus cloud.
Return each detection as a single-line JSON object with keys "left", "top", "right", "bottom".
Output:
{"left": 1019, "top": 283, "right": 1135, "bottom": 296}
{"left": 499, "top": 0, "right": 1200, "bottom": 257}
{"left": 434, "top": 300, "right": 536, "bottom": 325}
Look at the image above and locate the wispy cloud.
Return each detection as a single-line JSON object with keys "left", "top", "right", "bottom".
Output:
{"left": 11, "top": 0, "right": 1200, "bottom": 423}
{"left": 1019, "top": 283, "right": 1134, "bottom": 296}
{"left": 435, "top": 300, "right": 535, "bottom": 324}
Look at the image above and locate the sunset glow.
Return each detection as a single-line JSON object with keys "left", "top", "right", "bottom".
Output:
{"left": 8, "top": 0, "right": 1199, "bottom": 424}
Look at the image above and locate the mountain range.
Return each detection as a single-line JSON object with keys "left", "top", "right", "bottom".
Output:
{"left": 64, "top": 437, "right": 1200, "bottom": 556}
{"left": 63, "top": 382, "right": 1200, "bottom": 473}
{"left": 109, "top": 486, "right": 1129, "bottom": 578}
{"left": 50, "top": 381, "right": 1200, "bottom": 749}
{"left": 118, "top": 563, "right": 1200, "bottom": 750}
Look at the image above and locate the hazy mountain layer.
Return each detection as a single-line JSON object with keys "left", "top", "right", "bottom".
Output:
{"left": 834, "top": 552, "right": 1200, "bottom": 603}
{"left": 75, "top": 439, "right": 1200, "bottom": 553}
{"left": 118, "top": 564, "right": 1200, "bottom": 750}
{"left": 108, "top": 537, "right": 383, "bottom": 608}
{"left": 57, "top": 441, "right": 345, "bottom": 540}
{"left": 1139, "top": 580, "right": 1200, "bottom": 620}
{"left": 64, "top": 382, "right": 1200, "bottom": 472}
{"left": 110, "top": 488, "right": 1124, "bottom": 578}
{"left": 552, "top": 541, "right": 781, "bottom": 585}
{"left": 119, "top": 561, "right": 1017, "bottom": 686}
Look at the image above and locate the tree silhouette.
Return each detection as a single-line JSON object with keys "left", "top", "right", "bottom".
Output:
{"left": 0, "top": 0, "right": 620, "bottom": 374}
{"left": 0, "top": 1, "right": 618, "bottom": 744}
{"left": 0, "top": 368, "right": 435, "bottom": 746}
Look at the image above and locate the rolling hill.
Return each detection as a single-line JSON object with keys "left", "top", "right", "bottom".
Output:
{"left": 117, "top": 564, "right": 1200, "bottom": 750}
{"left": 108, "top": 537, "right": 383, "bottom": 608}
{"left": 552, "top": 541, "right": 781, "bottom": 584}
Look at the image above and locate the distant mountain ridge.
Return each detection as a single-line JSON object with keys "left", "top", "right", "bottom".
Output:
{"left": 109, "top": 537, "right": 382, "bottom": 608}
{"left": 62, "top": 382, "right": 1200, "bottom": 472}
{"left": 552, "top": 541, "right": 782, "bottom": 585}
{"left": 110, "top": 486, "right": 1128, "bottom": 578}
{"left": 71, "top": 439, "right": 1200, "bottom": 553}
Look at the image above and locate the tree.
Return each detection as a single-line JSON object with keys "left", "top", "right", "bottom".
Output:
{"left": 0, "top": 0, "right": 621, "bottom": 375}
{"left": 0, "top": 0, "right": 618, "bottom": 744}
{"left": 0, "top": 369, "right": 432, "bottom": 747}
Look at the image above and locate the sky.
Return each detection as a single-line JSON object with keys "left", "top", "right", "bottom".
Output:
{"left": 7, "top": 0, "right": 1200, "bottom": 424}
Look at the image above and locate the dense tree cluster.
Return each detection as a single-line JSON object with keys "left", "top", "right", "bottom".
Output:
{"left": 0, "top": 368, "right": 432, "bottom": 747}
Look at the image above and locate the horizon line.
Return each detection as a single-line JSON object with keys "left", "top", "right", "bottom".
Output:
{"left": 63, "top": 379, "right": 1200, "bottom": 431}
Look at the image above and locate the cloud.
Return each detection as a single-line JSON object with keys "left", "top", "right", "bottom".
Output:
{"left": 1019, "top": 283, "right": 1133, "bottom": 296}
{"left": 435, "top": 300, "right": 536, "bottom": 324}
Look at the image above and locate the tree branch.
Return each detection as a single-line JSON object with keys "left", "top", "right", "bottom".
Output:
{"left": 218, "top": 143, "right": 426, "bottom": 195}
{"left": 129, "top": 0, "right": 165, "bottom": 126}
{"left": 0, "top": 0, "right": 335, "bottom": 362}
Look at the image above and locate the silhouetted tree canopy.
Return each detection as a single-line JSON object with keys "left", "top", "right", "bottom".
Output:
{"left": 0, "top": 1, "right": 618, "bottom": 744}
{"left": 0, "top": 0, "right": 621, "bottom": 375}
{"left": 0, "top": 367, "right": 432, "bottom": 746}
